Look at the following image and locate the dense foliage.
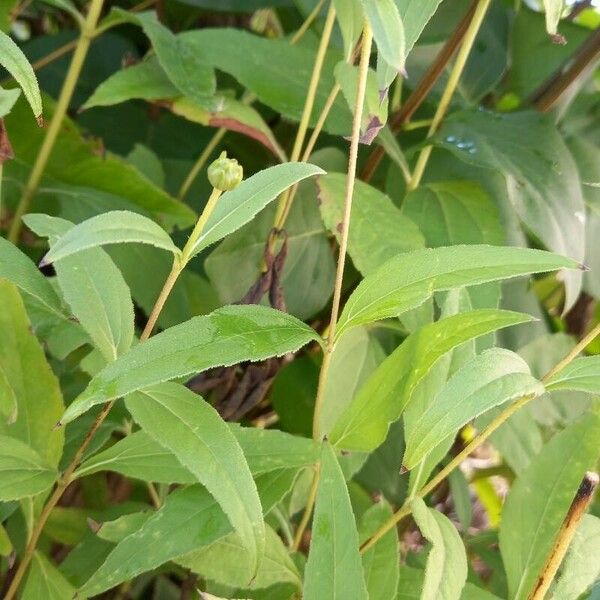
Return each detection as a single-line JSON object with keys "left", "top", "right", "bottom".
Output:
{"left": 1, "top": 0, "right": 600, "bottom": 598}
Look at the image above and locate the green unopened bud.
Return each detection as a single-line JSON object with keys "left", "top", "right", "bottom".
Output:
{"left": 207, "top": 151, "right": 243, "bottom": 191}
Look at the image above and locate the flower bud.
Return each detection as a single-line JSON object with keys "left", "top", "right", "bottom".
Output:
{"left": 207, "top": 151, "right": 243, "bottom": 191}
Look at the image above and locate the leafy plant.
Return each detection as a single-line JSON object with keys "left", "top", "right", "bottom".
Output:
{"left": 1, "top": 0, "right": 600, "bottom": 598}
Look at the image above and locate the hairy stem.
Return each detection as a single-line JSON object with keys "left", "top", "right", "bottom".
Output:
{"left": 529, "top": 472, "right": 599, "bottom": 600}
{"left": 272, "top": 1, "right": 336, "bottom": 232}
{"left": 7, "top": 0, "right": 106, "bottom": 243}
{"left": 359, "top": 320, "right": 600, "bottom": 554}
{"left": 360, "top": 0, "right": 479, "bottom": 182}
{"left": 407, "top": 0, "right": 491, "bottom": 191}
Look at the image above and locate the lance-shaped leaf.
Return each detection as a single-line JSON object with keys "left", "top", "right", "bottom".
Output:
{"left": 27, "top": 214, "right": 135, "bottom": 362}
{"left": 74, "top": 426, "right": 319, "bottom": 482}
{"left": 61, "top": 304, "right": 321, "bottom": 424}
{"left": 398, "top": 0, "right": 446, "bottom": 54}
{"left": 303, "top": 442, "right": 368, "bottom": 599}
{"left": 39, "top": 211, "right": 180, "bottom": 265}
{"left": 79, "top": 485, "right": 231, "bottom": 597}
{"left": 499, "top": 412, "right": 600, "bottom": 600}
{"left": 403, "top": 348, "right": 544, "bottom": 469}
{"left": 189, "top": 162, "right": 324, "bottom": 258}
{"left": 363, "top": 0, "right": 406, "bottom": 76}
{"left": 0, "top": 436, "right": 57, "bottom": 501}
{"left": 0, "top": 236, "right": 64, "bottom": 318}
{"left": 545, "top": 356, "right": 600, "bottom": 395}
{"left": 0, "top": 30, "right": 42, "bottom": 120}
{"left": 411, "top": 498, "right": 468, "bottom": 600}
{"left": 335, "top": 245, "right": 579, "bottom": 338}
{"left": 125, "top": 382, "right": 264, "bottom": 577}
{"left": 330, "top": 309, "right": 535, "bottom": 452}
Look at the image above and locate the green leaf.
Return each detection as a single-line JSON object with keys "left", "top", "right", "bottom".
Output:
{"left": 61, "top": 304, "right": 321, "bottom": 424}
{"left": 27, "top": 214, "right": 135, "bottom": 362}
{"left": 189, "top": 162, "right": 325, "bottom": 257}
{"left": 333, "top": 0, "right": 364, "bottom": 59}
{"left": 0, "top": 86, "right": 20, "bottom": 118}
{"left": 448, "top": 469, "right": 472, "bottom": 532}
{"left": 543, "top": 0, "right": 565, "bottom": 37}
{"left": 0, "top": 236, "right": 64, "bottom": 318}
{"left": 21, "top": 552, "right": 76, "bottom": 600}
{"left": 432, "top": 110, "right": 585, "bottom": 311}
{"left": 330, "top": 309, "right": 535, "bottom": 452}
{"left": 403, "top": 180, "right": 504, "bottom": 247}
{"left": 335, "top": 245, "right": 579, "bottom": 338}
{"left": 403, "top": 348, "right": 544, "bottom": 469}
{"left": 552, "top": 514, "right": 600, "bottom": 600}
{"left": 171, "top": 95, "right": 286, "bottom": 161}
{"left": 304, "top": 442, "right": 368, "bottom": 599}
{"left": 82, "top": 56, "right": 178, "bottom": 109}
{"left": 0, "top": 30, "right": 42, "bottom": 120}
{"left": 396, "top": 0, "right": 445, "bottom": 54}
{"left": 0, "top": 435, "right": 57, "bottom": 500}
{"left": 176, "top": 524, "right": 301, "bottom": 591}
{"left": 411, "top": 497, "right": 468, "bottom": 600}
{"left": 179, "top": 28, "right": 351, "bottom": 135}
{"left": 0, "top": 281, "right": 64, "bottom": 466}
{"left": 79, "top": 485, "right": 231, "bottom": 596}
{"left": 125, "top": 382, "right": 265, "bottom": 576}
{"left": 545, "top": 356, "right": 600, "bottom": 395}
{"left": 499, "top": 412, "right": 600, "bottom": 600}
{"left": 317, "top": 173, "right": 424, "bottom": 275}
{"left": 359, "top": 501, "right": 399, "bottom": 600}
{"left": 38, "top": 210, "right": 180, "bottom": 265}
{"left": 363, "top": 0, "right": 406, "bottom": 75}
{"left": 5, "top": 99, "right": 194, "bottom": 230}
{"left": 111, "top": 9, "right": 215, "bottom": 103}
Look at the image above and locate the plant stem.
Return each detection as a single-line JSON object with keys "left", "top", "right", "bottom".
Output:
{"left": 360, "top": 0, "right": 479, "bottom": 182}
{"left": 7, "top": 0, "right": 106, "bottom": 244}
{"left": 290, "top": 0, "right": 326, "bottom": 44}
{"left": 178, "top": 128, "right": 227, "bottom": 201}
{"left": 3, "top": 187, "right": 223, "bottom": 598}
{"left": 271, "top": 1, "right": 336, "bottom": 232}
{"left": 292, "top": 20, "right": 373, "bottom": 549}
{"left": 291, "top": 464, "right": 321, "bottom": 551}
{"left": 407, "top": 0, "right": 491, "bottom": 191}
{"left": 528, "top": 472, "right": 598, "bottom": 600}
{"left": 359, "top": 320, "right": 600, "bottom": 555}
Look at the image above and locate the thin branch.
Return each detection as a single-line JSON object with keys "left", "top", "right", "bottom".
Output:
{"left": 528, "top": 472, "right": 599, "bottom": 600}
{"left": 528, "top": 28, "right": 600, "bottom": 113}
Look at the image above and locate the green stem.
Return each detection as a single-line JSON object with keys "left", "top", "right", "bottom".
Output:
{"left": 272, "top": 1, "right": 337, "bottom": 232}
{"left": 359, "top": 320, "right": 600, "bottom": 555}
{"left": 293, "top": 21, "right": 374, "bottom": 548}
{"left": 7, "top": 0, "right": 106, "bottom": 243}
{"left": 407, "top": 0, "right": 491, "bottom": 191}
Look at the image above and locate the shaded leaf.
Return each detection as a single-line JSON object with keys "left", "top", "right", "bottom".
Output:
{"left": 21, "top": 552, "right": 76, "bottom": 600}
{"left": 545, "top": 356, "right": 600, "bottom": 395}
{"left": 317, "top": 173, "right": 424, "bottom": 275}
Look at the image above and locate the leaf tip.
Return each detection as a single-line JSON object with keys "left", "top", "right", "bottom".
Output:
{"left": 399, "top": 464, "right": 409, "bottom": 474}
{"left": 36, "top": 115, "right": 45, "bottom": 128}
{"left": 579, "top": 262, "right": 590, "bottom": 272}
{"left": 549, "top": 32, "right": 567, "bottom": 45}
